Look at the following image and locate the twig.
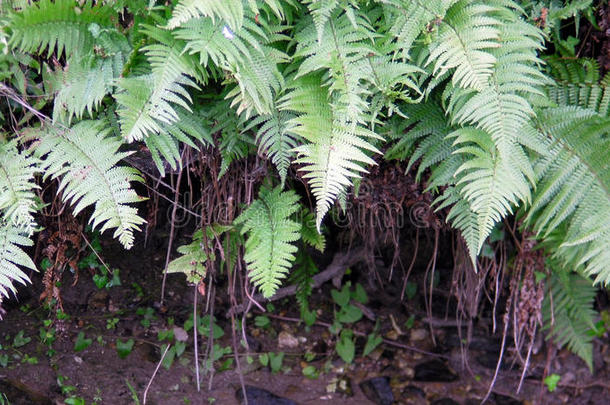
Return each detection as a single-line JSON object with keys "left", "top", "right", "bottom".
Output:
{"left": 160, "top": 149, "right": 186, "bottom": 305}
{"left": 193, "top": 284, "right": 200, "bottom": 392}
{"left": 143, "top": 344, "right": 171, "bottom": 405}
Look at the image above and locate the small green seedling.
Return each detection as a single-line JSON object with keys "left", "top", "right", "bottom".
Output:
{"left": 544, "top": 373, "right": 561, "bottom": 392}
{"left": 336, "top": 329, "right": 355, "bottom": 364}
{"left": 116, "top": 339, "right": 134, "bottom": 359}
{"left": 74, "top": 332, "right": 92, "bottom": 352}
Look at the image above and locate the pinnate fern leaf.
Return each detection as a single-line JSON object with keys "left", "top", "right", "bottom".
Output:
{"left": 0, "top": 223, "right": 36, "bottom": 299}
{"left": 543, "top": 271, "right": 597, "bottom": 370}
{"left": 9, "top": 0, "right": 113, "bottom": 58}
{"left": 0, "top": 141, "right": 38, "bottom": 235}
{"left": 35, "top": 121, "right": 146, "bottom": 249}
{"left": 280, "top": 75, "right": 382, "bottom": 230}
{"left": 234, "top": 186, "right": 301, "bottom": 298}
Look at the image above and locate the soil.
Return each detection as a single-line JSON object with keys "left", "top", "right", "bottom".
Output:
{"left": 0, "top": 233, "right": 609, "bottom": 405}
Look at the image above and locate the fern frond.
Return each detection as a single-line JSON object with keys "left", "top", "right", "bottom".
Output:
{"left": 543, "top": 271, "right": 597, "bottom": 370}
{"left": 450, "top": 128, "right": 531, "bottom": 256}
{"left": 380, "top": 0, "right": 452, "bottom": 60}
{"left": 115, "top": 26, "right": 204, "bottom": 142}
{"left": 234, "top": 186, "right": 301, "bottom": 298}
{"left": 177, "top": 15, "right": 287, "bottom": 117}
{"left": 427, "top": 0, "right": 503, "bottom": 91}
{"left": 300, "top": 210, "right": 326, "bottom": 252}
{"left": 525, "top": 106, "right": 610, "bottom": 283}
{"left": 0, "top": 222, "right": 35, "bottom": 299}
{"left": 243, "top": 107, "right": 297, "bottom": 187}
{"left": 280, "top": 74, "right": 382, "bottom": 229}
{"left": 8, "top": 0, "right": 113, "bottom": 58}
{"left": 35, "top": 120, "right": 146, "bottom": 249}
{"left": 144, "top": 106, "right": 214, "bottom": 176}
{"left": 168, "top": 0, "right": 244, "bottom": 31}
{"left": 295, "top": 11, "right": 376, "bottom": 126}
{"left": 0, "top": 141, "right": 38, "bottom": 235}
{"left": 446, "top": 18, "right": 547, "bottom": 151}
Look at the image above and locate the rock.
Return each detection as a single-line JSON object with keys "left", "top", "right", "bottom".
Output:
{"left": 173, "top": 326, "right": 188, "bottom": 342}
{"left": 413, "top": 359, "right": 458, "bottom": 382}
{"left": 431, "top": 398, "right": 460, "bottom": 405}
{"left": 400, "top": 385, "right": 426, "bottom": 404}
{"left": 278, "top": 331, "right": 299, "bottom": 349}
{"left": 410, "top": 329, "right": 428, "bottom": 341}
{"left": 326, "top": 375, "right": 353, "bottom": 396}
{"left": 235, "top": 385, "right": 297, "bottom": 405}
{"left": 359, "top": 377, "right": 394, "bottom": 405}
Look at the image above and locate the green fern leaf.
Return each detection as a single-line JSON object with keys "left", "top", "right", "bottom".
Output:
{"left": 543, "top": 271, "right": 596, "bottom": 371}
{"left": 35, "top": 120, "right": 146, "bottom": 249}
{"left": 144, "top": 106, "right": 214, "bottom": 176}
{"left": 280, "top": 74, "right": 382, "bottom": 229}
{"left": 234, "top": 186, "right": 301, "bottom": 298}
{"left": 427, "top": 0, "right": 502, "bottom": 91}
{"left": 0, "top": 222, "right": 36, "bottom": 299}
{"left": 0, "top": 141, "right": 38, "bottom": 235}
{"left": 8, "top": 0, "right": 113, "bottom": 59}
{"left": 243, "top": 108, "right": 297, "bottom": 187}
{"left": 525, "top": 106, "right": 610, "bottom": 284}
{"left": 115, "top": 26, "right": 204, "bottom": 142}
{"left": 168, "top": 0, "right": 244, "bottom": 31}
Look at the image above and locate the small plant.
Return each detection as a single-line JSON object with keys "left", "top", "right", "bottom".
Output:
{"left": 544, "top": 373, "right": 561, "bottom": 392}
{"left": 12, "top": 330, "right": 31, "bottom": 348}
{"left": 336, "top": 329, "right": 355, "bottom": 364}
{"left": 39, "top": 319, "right": 57, "bottom": 356}
{"left": 302, "top": 364, "right": 319, "bottom": 379}
{"left": 106, "top": 317, "right": 119, "bottom": 330}
{"left": 116, "top": 338, "right": 135, "bottom": 359}
{"left": 73, "top": 332, "right": 92, "bottom": 352}
{"left": 158, "top": 328, "right": 187, "bottom": 369}
{"left": 136, "top": 307, "right": 156, "bottom": 328}
{"left": 125, "top": 380, "right": 141, "bottom": 405}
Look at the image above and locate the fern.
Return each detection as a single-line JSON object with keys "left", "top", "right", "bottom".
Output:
{"left": 234, "top": 186, "right": 301, "bottom": 298}
{"left": 524, "top": 106, "right": 610, "bottom": 283}
{"left": 8, "top": 0, "right": 114, "bottom": 59}
{"left": 176, "top": 14, "right": 288, "bottom": 117}
{"left": 34, "top": 120, "right": 146, "bottom": 249}
{"left": 543, "top": 271, "right": 597, "bottom": 370}
{"left": 0, "top": 141, "right": 38, "bottom": 235}
{"left": 243, "top": 107, "right": 297, "bottom": 187}
{"left": 115, "top": 26, "right": 205, "bottom": 143}
{"left": 280, "top": 74, "right": 381, "bottom": 229}
{"left": 0, "top": 222, "right": 36, "bottom": 299}
{"left": 144, "top": 105, "right": 214, "bottom": 176}
{"left": 168, "top": 0, "right": 244, "bottom": 31}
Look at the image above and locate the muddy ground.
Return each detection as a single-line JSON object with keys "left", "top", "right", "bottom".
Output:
{"left": 0, "top": 230, "right": 608, "bottom": 405}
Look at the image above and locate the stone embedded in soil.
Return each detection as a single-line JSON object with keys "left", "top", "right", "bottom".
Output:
{"left": 359, "top": 376, "right": 394, "bottom": 405}
{"left": 413, "top": 359, "right": 458, "bottom": 382}
{"left": 278, "top": 331, "right": 299, "bottom": 349}
{"left": 326, "top": 375, "right": 353, "bottom": 396}
{"left": 399, "top": 385, "right": 426, "bottom": 404}
{"left": 235, "top": 385, "right": 298, "bottom": 405}
{"left": 410, "top": 328, "right": 428, "bottom": 341}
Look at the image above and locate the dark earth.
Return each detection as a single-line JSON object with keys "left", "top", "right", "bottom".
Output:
{"left": 0, "top": 230, "right": 609, "bottom": 405}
